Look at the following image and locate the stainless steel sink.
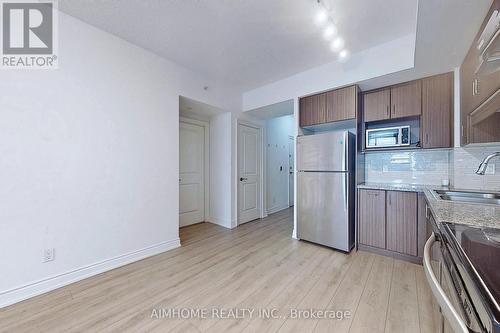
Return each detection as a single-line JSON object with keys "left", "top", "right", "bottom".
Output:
{"left": 433, "top": 190, "right": 500, "bottom": 205}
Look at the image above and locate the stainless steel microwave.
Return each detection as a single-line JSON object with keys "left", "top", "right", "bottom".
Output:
{"left": 366, "top": 126, "right": 410, "bottom": 148}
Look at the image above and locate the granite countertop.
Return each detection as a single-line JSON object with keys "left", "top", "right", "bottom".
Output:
{"left": 357, "top": 182, "right": 441, "bottom": 193}
{"left": 423, "top": 188, "right": 500, "bottom": 230}
{"left": 357, "top": 182, "right": 500, "bottom": 230}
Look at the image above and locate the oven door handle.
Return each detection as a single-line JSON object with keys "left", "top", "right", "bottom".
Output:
{"left": 423, "top": 233, "right": 469, "bottom": 333}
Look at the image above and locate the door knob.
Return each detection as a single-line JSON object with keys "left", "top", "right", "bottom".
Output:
{"left": 240, "top": 177, "right": 248, "bottom": 181}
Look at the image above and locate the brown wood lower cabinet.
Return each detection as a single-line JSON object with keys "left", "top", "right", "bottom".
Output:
{"left": 358, "top": 189, "right": 386, "bottom": 249}
{"left": 358, "top": 189, "right": 422, "bottom": 262}
{"left": 386, "top": 191, "right": 418, "bottom": 256}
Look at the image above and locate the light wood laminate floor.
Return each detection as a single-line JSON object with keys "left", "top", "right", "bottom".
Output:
{"left": 0, "top": 208, "right": 440, "bottom": 332}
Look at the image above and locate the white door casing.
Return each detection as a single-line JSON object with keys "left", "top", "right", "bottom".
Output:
{"left": 238, "top": 123, "right": 262, "bottom": 224}
{"left": 179, "top": 121, "right": 205, "bottom": 227}
{"left": 288, "top": 136, "right": 295, "bottom": 207}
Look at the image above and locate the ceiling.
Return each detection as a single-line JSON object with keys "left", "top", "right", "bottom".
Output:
{"left": 357, "top": 0, "right": 494, "bottom": 91}
{"left": 59, "top": 0, "right": 418, "bottom": 91}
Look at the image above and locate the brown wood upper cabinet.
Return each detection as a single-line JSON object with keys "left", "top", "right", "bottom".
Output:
{"left": 459, "top": 0, "right": 500, "bottom": 145}
{"left": 325, "top": 85, "right": 357, "bottom": 122}
{"left": 363, "top": 81, "right": 421, "bottom": 122}
{"left": 422, "top": 72, "right": 453, "bottom": 148}
{"left": 299, "top": 85, "right": 357, "bottom": 127}
{"left": 299, "top": 93, "right": 326, "bottom": 126}
{"left": 390, "top": 80, "right": 422, "bottom": 119}
{"left": 386, "top": 191, "right": 418, "bottom": 256}
{"left": 363, "top": 88, "right": 390, "bottom": 122}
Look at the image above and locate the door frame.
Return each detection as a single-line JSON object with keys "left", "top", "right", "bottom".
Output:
{"left": 237, "top": 119, "right": 265, "bottom": 225}
{"left": 288, "top": 135, "right": 295, "bottom": 207}
{"left": 180, "top": 116, "right": 210, "bottom": 223}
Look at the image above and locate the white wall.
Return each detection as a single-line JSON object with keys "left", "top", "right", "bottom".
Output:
{"left": 0, "top": 12, "right": 241, "bottom": 307}
{"left": 208, "top": 112, "right": 234, "bottom": 228}
{"left": 265, "top": 115, "right": 294, "bottom": 214}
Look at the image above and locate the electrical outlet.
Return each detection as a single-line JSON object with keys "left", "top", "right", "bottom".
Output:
{"left": 43, "top": 248, "right": 55, "bottom": 263}
{"left": 485, "top": 164, "right": 495, "bottom": 175}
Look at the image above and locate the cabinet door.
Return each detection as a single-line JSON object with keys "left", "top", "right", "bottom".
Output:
{"left": 299, "top": 94, "right": 326, "bottom": 127}
{"left": 391, "top": 80, "right": 422, "bottom": 119}
{"left": 358, "top": 189, "right": 386, "bottom": 249}
{"left": 363, "top": 88, "right": 390, "bottom": 122}
{"left": 386, "top": 191, "right": 418, "bottom": 256}
{"left": 326, "top": 85, "right": 357, "bottom": 122}
{"left": 422, "top": 72, "right": 453, "bottom": 148}
{"left": 299, "top": 97, "right": 312, "bottom": 127}
{"left": 417, "top": 193, "right": 428, "bottom": 258}
{"left": 460, "top": 0, "right": 500, "bottom": 142}
{"left": 459, "top": 0, "right": 500, "bottom": 146}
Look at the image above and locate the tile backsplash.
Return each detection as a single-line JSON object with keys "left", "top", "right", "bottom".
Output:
{"left": 365, "top": 145, "right": 500, "bottom": 191}
{"left": 366, "top": 150, "right": 450, "bottom": 185}
{"left": 451, "top": 146, "right": 500, "bottom": 191}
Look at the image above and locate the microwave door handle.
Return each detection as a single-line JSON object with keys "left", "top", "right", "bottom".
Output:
{"left": 423, "top": 233, "right": 469, "bottom": 333}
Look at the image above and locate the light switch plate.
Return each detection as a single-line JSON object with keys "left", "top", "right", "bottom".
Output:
{"left": 43, "top": 248, "right": 55, "bottom": 263}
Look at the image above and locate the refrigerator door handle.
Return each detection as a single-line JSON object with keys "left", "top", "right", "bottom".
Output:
{"left": 343, "top": 132, "right": 348, "bottom": 171}
{"left": 343, "top": 172, "right": 348, "bottom": 212}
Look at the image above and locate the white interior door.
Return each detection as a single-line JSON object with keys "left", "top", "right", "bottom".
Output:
{"left": 288, "top": 137, "right": 295, "bottom": 207}
{"left": 238, "top": 123, "right": 261, "bottom": 224}
{"left": 179, "top": 122, "right": 205, "bottom": 227}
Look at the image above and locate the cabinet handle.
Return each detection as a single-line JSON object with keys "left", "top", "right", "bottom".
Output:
{"left": 426, "top": 133, "right": 429, "bottom": 144}
{"left": 425, "top": 204, "right": 429, "bottom": 219}
{"left": 472, "top": 79, "right": 480, "bottom": 96}
{"left": 386, "top": 105, "right": 390, "bottom": 117}
{"left": 388, "top": 193, "right": 391, "bottom": 205}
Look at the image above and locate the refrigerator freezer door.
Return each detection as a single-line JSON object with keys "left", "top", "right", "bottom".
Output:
{"left": 297, "top": 171, "right": 350, "bottom": 251}
{"left": 297, "top": 131, "right": 348, "bottom": 172}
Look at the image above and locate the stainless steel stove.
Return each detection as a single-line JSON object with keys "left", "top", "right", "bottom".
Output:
{"left": 441, "top": 223, "right": 500, "bottom": 333}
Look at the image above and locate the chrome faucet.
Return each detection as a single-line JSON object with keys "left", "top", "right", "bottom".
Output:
{"left": 476, "top": 152, "right": 500, "bottom": 175}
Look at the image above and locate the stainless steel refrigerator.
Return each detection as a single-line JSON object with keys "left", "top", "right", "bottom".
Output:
{"left": 297, "top": 131, "right": 355, "bottom": 252}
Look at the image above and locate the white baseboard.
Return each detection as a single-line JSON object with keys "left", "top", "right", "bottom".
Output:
{"left": 266, "top": 204, "right": 290, "bottom": 215}
{"left": 206, "top": 216, "right": 233, "bottom": 229}
{"left": 0, "top": 238, "right": 180, "bottom": 309}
